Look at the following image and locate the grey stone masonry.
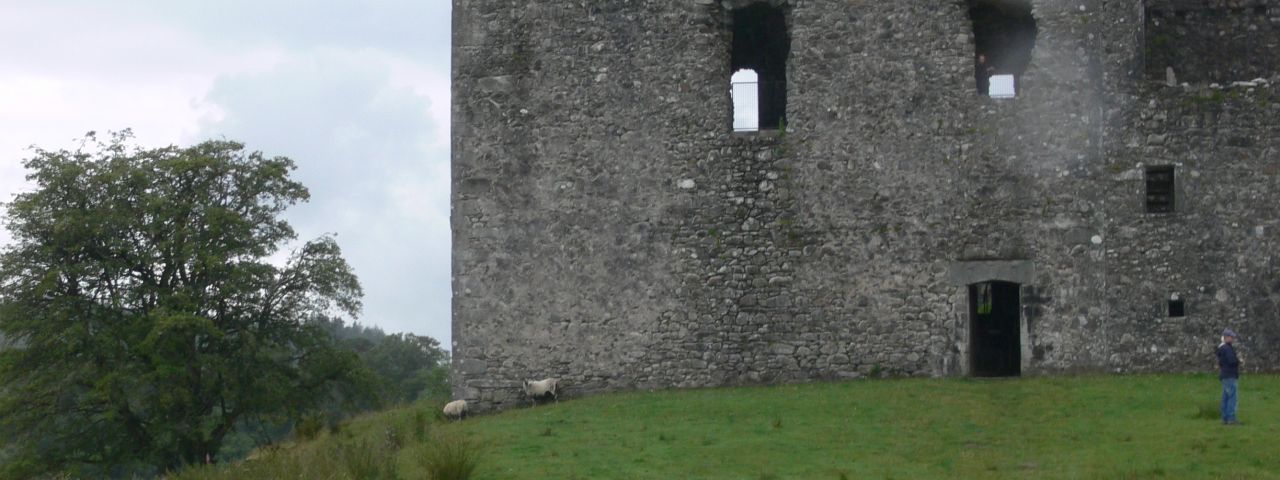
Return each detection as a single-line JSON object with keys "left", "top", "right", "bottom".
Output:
{"left": 452, "top": 0, "right": 1280, "bottom": 411}
{"left": 1145, "top": 0, "right": 1280, "bottom": 83}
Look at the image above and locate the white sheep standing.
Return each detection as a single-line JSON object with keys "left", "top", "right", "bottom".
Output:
{"left": 523, "top": 378, "right": 560, "bottom": 406}
{"left": 442, "top": 399, "right": 468, "bottom": 420}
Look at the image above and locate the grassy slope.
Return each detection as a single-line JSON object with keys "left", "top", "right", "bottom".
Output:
{"left": 460, "top": 374, "right": 1280, "bottom": 480}
{"left": 182, "top": 374, "right": 1280, "bottom": 479}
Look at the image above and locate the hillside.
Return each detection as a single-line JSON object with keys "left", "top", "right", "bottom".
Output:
{"left": 175, "top": 374, "right": 1280, "bottom": 479}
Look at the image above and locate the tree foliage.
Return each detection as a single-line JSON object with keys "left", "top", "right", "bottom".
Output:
{"left": 359, "top": 333, "right": 449, "bottom": 404}
{"left": 315, "top": 317, "right": 450, "bottom": 405}
{"left": 0, "top": 131, "right": 372, "bottom": 477}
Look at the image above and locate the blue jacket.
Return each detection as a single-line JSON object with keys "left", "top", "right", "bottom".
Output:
{"left": 1217, "top": 343, "right": 1240, "bottom": 379}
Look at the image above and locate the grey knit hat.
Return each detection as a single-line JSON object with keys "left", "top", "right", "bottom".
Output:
{"left": 1222, "top": 328, "right": 1238, "bottom": 338}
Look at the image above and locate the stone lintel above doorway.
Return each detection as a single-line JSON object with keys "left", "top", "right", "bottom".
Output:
{"left": 947, "top": 260, "right": 1034, "bottom": 286}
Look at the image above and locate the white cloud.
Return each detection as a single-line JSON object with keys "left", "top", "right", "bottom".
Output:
{"left": 196, "top": 47, "right": 452, "bottom": 342}
{"left": 0, "top": 1, "right": 287, "bottom": 202}
{"left": 382, "top": 56, "right": 452, "bottom": 148}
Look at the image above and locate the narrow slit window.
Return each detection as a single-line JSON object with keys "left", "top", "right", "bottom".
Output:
{"left": 969, "top": 0, "right": 1037, "bottom": 98}
{"left": 730, "top": 3, "right": 788, "bottom": 132}
{"left": 1145, "top": 165, "right": 1176, "bottom": 213}
{"left": 732, "top": 69, "right": 760, "bottom": 132}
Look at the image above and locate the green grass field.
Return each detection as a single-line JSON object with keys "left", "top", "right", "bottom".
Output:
{"left": 175, "top": 374, "right": 1280, "bottom": 479}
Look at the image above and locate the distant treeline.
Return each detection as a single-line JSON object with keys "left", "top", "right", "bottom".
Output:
{"left": 314, "top": 315, "right": 451, "bottom": 406}
{"left": 217, "top": 316, "right": 450, "bottom": 464}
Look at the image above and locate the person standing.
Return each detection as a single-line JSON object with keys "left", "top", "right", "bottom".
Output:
{"left": 1216, "top": 328, "right": 1241, "bottom": 425}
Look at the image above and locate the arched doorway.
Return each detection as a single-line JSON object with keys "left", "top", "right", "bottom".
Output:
{"left": 969, "top": 281, "right": 1021, "bottom": 377}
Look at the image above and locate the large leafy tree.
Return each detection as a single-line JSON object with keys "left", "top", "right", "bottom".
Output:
{"left": 0, "top": 132, "right": 369, "bottom": 477}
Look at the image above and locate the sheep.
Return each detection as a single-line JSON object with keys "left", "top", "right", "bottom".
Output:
{"left": 442, "top": 399, "right": 468, "bottom": 420}
{"left": 523, "top": 378, "right": 560, "bottom": 406}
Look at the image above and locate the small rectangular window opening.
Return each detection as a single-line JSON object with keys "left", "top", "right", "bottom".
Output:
{"left": 969, "top": 0, "right": 1037, "bottom": 98}
{"left": 1168, "top": 298, "right": 1186, "bottom": 317}
{"left": 1145, "top": 165, "right": 1176, "bottom": 213}
{"left": 730, "top": 4, "right": 789, "bottom": 132}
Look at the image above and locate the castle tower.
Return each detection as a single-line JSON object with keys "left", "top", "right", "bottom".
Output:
{"left": 452, "top": 0, "right": 1280, "bottom": 410}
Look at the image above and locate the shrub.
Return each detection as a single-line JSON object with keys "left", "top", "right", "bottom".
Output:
{"left": 870, "top": 364, "right": 885, "bottom": 378}
{"left": 295, "top": 413, "right": 326, "bottom": 441}
{"left": 417, "top": 430, "right": 484, "bottom": 480}
{"left": 385, "top": 425, "right": 405, "bottom": 450}
{"left": 337, "top": 439, "right": 397, "bottom": 480}
{"left": 414, "top": 410, "right": 431, "bottom": 442}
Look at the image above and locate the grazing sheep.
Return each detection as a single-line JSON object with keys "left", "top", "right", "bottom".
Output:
{"left": 523, "top": 378, "right": 560, "bottom": 405}
{"left": 442, "top": 399, "right": 468, "bottom": 420}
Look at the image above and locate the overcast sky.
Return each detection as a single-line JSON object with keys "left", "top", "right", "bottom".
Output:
{"left": 0, "top": 1, "right": 454, "bottom": 344}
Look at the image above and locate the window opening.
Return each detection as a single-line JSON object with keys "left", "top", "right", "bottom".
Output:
{"left": 732, "top": 69, "right": 760, "bottom": 132}
{"left": 975, "top": 283, "right": 993, "bottom": 314}
{"left": 969, "top": 0, "right": 1037, "bottom": 97}
{"left": 1145, "top": 165, "right": 1175, "bottom": 213}
{"left": 1168, "top": 295, "right": 1186, "bottom": 317}
{"left": 730, "top": 3, "right": 788, "bottom": 131}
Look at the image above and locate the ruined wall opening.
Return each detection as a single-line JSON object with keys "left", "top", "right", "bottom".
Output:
{"left": 968, "top": 0, "right": 1037, "bottom": 98}
{"left": 1145, "top": 165, "right": 1175, "bottom": 213}
{"left": 970, "top": 281, "right": 1022, "bottom": 377}
{"left": 730, "top": 3, "right": 789, "bottom": 131}
{"left": 1145, "top": 2, "right": 1280, "bottom": 83}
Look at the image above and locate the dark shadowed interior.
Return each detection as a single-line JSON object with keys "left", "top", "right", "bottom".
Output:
{"left": 969, "top": 0, "right": 1037, "bottom": 95}
{"left": 1145, "top": 165, "right": 1175, "bottom": 213}
{"left": 971, "top": 281, "right": 1022, "bottom": 377}
{"left": 731, "top": 3, "right": 789, "bottom": 130}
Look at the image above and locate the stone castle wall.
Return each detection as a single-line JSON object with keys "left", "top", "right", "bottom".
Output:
{"left": 452, "top": 0, "right": 1280, "bottom": 411}
{"left": 1144, "top": 0, "right": 1280, "bottom": 83}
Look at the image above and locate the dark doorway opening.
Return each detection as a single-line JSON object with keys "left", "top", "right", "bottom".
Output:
{"left": 968, "top": 0, "right": 1037, "bottom": 97}
{"left": 731, "top": 3, "right": 789, "bottom": 131}
{"left": 970, "top": 281, "right": 1022, "bottom": 377}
